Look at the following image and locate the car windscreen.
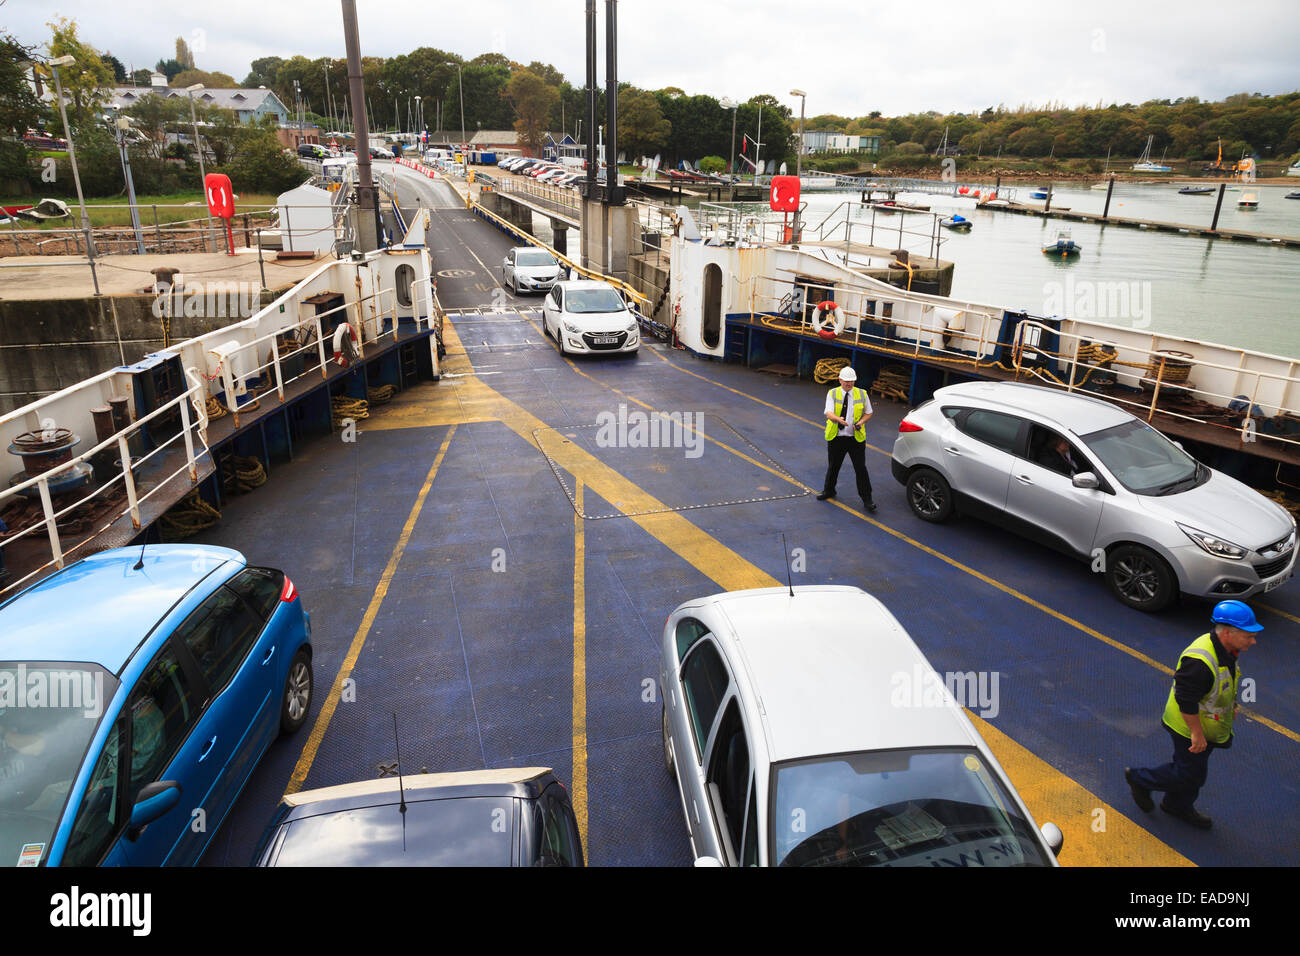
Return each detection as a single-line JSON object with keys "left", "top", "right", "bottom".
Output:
{"left": 565, "top": 288, "right": 626, "bottom": 314}
{"left": 517, "top": 250, "right": 557, "bottom": 268}
{"left": 0, "top": 662, "right": 118, "bottom": 866}
{"left": 1079, "top": 419, "right": 1201, "bottom": 495}
{"left": 270, "top": 795, "right": 516, "bottom": 866}
{"left": 771, "top": 748, "right": 1052, "bottom": 867}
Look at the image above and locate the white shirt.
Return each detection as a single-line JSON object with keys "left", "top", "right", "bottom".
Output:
{"left": 825, "top": 386, "right": 872, "bottom": 437}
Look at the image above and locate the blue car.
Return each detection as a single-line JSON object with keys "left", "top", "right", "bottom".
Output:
{"left": 0, "top": 545, "right": 312, "bottom": 866}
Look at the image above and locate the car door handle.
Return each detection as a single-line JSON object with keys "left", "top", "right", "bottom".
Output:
{"left": 943, "top": 445, "right": 962, "bottom": 455}
{"left": 198, "top": 736, "right": 218, "bottom": 762}
{"left": 692, "top": 799, "right": 700, "bottom": 823}
{"left": 1015, "top": 474, "right": 1034, "bottom": 484}
{"left": 262, "top": 645, "right": 276, "bottom": 666}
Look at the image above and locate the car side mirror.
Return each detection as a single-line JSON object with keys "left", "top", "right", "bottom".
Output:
{"left": 126, "top": 780, "right": 182, "bottom": 839}
{"left": 1040, "top": 821, "right": 1064, "bottom": 856}
{"left": 1072, "top": 471, "right": 1099, "bottom": 490}
{"left": 693, "top": 855, "right": 724, "bottom": 867}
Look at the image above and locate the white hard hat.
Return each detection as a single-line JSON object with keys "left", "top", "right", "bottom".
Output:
{"left": 839, "top": 367, "right": 857, "bottom": 382}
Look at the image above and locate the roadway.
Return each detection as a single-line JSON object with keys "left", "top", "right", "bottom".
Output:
{"left": 194, "top": 162, "right": 1299, "bottom": 866}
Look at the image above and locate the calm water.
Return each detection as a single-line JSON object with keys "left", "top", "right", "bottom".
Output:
{"left": 799, "top": 182, "right": 1300, "bottom": 357}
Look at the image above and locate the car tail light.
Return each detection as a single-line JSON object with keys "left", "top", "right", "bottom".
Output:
{"left": 898, "top": 420, "right": 924, "bottom": 433}
{"left": 280, "top": 575, "right": 298, "bottom": 603}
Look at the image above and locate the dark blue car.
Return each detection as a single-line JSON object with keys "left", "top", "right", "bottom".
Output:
{"left": 0, "top": 545, "right": 312, "bottom": 866}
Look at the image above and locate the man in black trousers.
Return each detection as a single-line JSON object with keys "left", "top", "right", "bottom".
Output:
{"left": 817, "top": 367, "right": 876, "bottom": 513}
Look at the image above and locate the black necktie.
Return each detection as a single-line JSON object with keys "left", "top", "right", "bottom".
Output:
{"left": 841, "top": 389, "right": 851, "bottom": 424}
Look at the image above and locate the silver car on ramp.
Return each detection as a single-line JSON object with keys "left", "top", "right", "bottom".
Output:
{"left": 891, "top": 382, "right": 1296, "bottom": 611}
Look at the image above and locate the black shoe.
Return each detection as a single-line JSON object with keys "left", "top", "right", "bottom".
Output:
{"left": 864, "top": 500, "right": 877, "bottom": 513}
{"left": 1124, "top": 768, "right": 1154, "bottom": 813}
{"left": 1160, "top": 802, "right": 1212, "bottom": 829}
{"left": 816, "top": 492, "right": 835, "bottom": 501}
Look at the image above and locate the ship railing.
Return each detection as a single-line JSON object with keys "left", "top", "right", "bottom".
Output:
{"left": 0, "top": 374, "right": 209, "bottom": 598}
{"left": 741, "top": 272, "right": 1300, "bottom": 453}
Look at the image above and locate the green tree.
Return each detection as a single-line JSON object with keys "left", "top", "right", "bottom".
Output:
{"left": 175, "top": 36, "right": 195, "bottom": 70}
{"left": 173, "top": 68, "right": 237, "bottom": 89}
{"left": 618, "top": 89, "right": 671, "bottom": 159}
{"left": 45, "top": 17, "right": 113, "bottom": 134}
{"left": 155, "top": 58, "right": 184, "bottom": 82}
{"left": 506, "top": 69, "right": 558, "bottom": 156}
{"left": 102, "top": 52, "right": 126, "bottom": 83}
{"left": 243, "top": 55, "right": 284, "bottom": 89}
{"left": 697, "top": 155, "right": 725, "bottom": 174}
{"left": 219, "top": 119, "right": 308, "bottom": 194}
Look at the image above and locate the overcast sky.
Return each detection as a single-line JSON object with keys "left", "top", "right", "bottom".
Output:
{"left": 8, "top": 0, "right": 1300, "bottom": 116}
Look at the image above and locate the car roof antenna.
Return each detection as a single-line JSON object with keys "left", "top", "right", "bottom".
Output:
{"left": 780, "top": 533, "right": 794, "bottom": 597}
{"left": 392, "top": 712, "right": 407, "bottom": 816}
{"left": 132, "top": 538, "right": 147, "bottom": 571}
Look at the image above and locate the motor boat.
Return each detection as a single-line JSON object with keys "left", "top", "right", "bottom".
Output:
{"left": 1042, "top": 230, "right": 1081, "bottom": 257}
{"left": 940, "top": 214, "right": 972, "bottom": 231}
{"left": 1178, "top": 186, "right": 1214, "bottom": 195}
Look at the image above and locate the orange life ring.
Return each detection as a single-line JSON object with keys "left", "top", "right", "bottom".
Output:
{"left": 332, "top": 321, "right": 360, "bottom": 367}
{"left": 813, "top": 301, "right": 846, "bottom": 338}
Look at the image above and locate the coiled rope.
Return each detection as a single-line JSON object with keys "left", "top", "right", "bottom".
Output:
{"left": 160, "top": 490, "right": 221, "bottom": 539}
{"left": 813, "top": 357, "right": 851, "bottom": 384}
{"left": 331, "top": 395, "right": 369, "bottom": 429}
{"left": 222, "top": 455, "right": 268, "bottom": 494}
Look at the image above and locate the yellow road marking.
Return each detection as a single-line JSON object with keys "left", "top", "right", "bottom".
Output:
{"left": 1259, "top": 601, "right": 1300, "bottom": 626}
{"left": 572, "top": 480, "right": 589, "bottom": 861}
{"left": 644, "top": 346, "right": 1300, "bottom": 745}
{"left": 969, "top": 713, "right": 1193, "bottom": 867}
{"left": 358, "top": 318, "right": 1199, "bottom": 865}
{"left": 285, "top": 425, "right": 457, "bottom": 794}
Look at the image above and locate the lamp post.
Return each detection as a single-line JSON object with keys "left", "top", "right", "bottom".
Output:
{"left": 185, "top": 84, "right": 216, "bottom": 249}
{"left": 720, "top": 97, "right": 738, "bottom": 175}
{"left": 790, "top": 88, "right": 806, "bottom": 246}
{"left": 457, "top": 65, "right": 466, "bottom": 155}
{"left": 48, "top": 55, "right": 100, "bottom": 294}
{"left": 114, "top": 116, "right": 146, "bottom": 253}
{"left": 414, "top": 95, "right": 422, "bottom": 149}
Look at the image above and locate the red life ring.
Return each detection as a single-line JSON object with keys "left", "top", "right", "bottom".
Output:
{"left": 813, "top": 301, "right": 845, "bottom": 338}
{"left": 332, "top": 321, "right": 360, "bottom": 367}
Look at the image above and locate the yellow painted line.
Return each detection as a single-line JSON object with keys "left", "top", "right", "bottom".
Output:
{"left": 642, "top": 346, "right": 1300, "bottom": 745}
{"left": 366, "top": 321, "right": 1198, "bottom": 865}
{"left": 970, "top": 713, "right": 1193, "bottom": 867}
{"left": 571, "top": 480, "right": 589, "bottom": 861}
{"left": 1259, "top": 601, "right": 1300, "bottom": 626}
{"left": 285, "top": 425, "right": 458, "bottom": 794}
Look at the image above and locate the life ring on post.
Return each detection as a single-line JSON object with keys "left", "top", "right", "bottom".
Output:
{"left": 332, "top": 321, "right": 360, "bottom": 367}
{"left": 813, "top": 301, "right": 846, "bottom": 338}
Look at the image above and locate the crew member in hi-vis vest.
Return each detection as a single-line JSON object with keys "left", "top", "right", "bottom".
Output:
{"left": 817, "top": 367, "right": 876, "bottom": 513}
{"left": 1124, "top": 600, "right": 1261, "bottom": 830}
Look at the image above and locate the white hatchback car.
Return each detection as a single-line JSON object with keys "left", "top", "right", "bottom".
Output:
{"left": 502, "top": 246, "right": 562, "bottom": 295}
{"left": 660, "top": 586, "right": 1063, "bottom": 867}
{"left": 542, "top": 280, "right": 640, "bottom": 356}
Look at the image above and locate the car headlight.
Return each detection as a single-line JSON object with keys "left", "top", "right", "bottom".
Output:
{"left": 1179, "top": 523, "right": 1247, "bottom": 560}
{"left": 626, "top": 317, "right": 639, "bottom": 332}
{"left": 563, "top": 321, "right": 581, "bottom": 334}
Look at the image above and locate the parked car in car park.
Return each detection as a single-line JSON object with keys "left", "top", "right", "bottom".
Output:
{"left": 252, "top": 767, "right": 582, "bottom": 866}
{"left": 0, "top": 545, "right": 313, "bottom": 866}
{"left": 891, "top": 382, "right": 1297, "bottom": 611}
{"left": 542, "top": 280, "right": 640, "bottom": 356}
{"left": 503, "top": 246, "right": 563, "bottom": 294}
{"left": 660, "top": 586, "right": 1063, "bottom": 867}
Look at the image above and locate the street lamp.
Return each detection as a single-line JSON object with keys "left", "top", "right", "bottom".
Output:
{"left": 790, "top": 89, "right": 806, "bottom": 246}
{"left": 720, "top": 97, "right": 738, "bottom": 176}
{"left": 114, "top": 116, "right": 145, "bottom": 253}
{"left": 414, "top": 95, "right": 422, "bottom": 148}
{"left": 185, "top": 83, "right": 217, "bottom": 249}
{"left": 457, "top": 65, "right": 466, "bottom": 154}
{"left": 47, "top": 55, "right": 100, "bottom": 294}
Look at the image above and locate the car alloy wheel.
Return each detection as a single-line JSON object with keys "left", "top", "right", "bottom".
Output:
{"left": 1107, "top": 544, "right": 1176, "bottom": 612}
{"left": 906, "top": 467, "right": 953, "bottom": 522}
{"left": 280, "top": 649, "right": 313, "bottom": 734}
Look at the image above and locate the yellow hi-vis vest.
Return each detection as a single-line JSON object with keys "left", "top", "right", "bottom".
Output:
{"left": 1162, "top": 633, "right": 1239, "bottom": 744}
{"left": 825, "top": 387, "right": 867, "bottom": 442}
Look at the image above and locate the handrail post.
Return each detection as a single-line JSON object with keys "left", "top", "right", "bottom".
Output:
{"left": 37, "top": 477, "right": 64, "bottom": 569}
{"left": 1067, "top": 335, "right": 1082, "bottom": 392}
{"left": 1148, "top": 354, "right": 1166, "bottom": 421}
{"left": 117, "top": 435, "right": 141, "bottom": 529}
{"left": 316, "top": 316, "right": 329, "bottom": 377}
{"left": 271, "top": 337, "right": 285, "bottom": 402}
{"left": 178, "top": 390, "right": 198, "bottom": 482}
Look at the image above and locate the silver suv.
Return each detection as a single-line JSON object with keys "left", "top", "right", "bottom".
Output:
{"left": 891, "top": 382, "right": 1296, "bottom": 611}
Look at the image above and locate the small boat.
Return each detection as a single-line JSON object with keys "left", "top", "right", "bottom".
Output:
{"left": 1133, "top": 135, "right": 1172, "bottom": 173}
{"left": 1286, "top": 192, "right": 1300, "bottom": 200}
{"left": 1030, "top": 188, "right": 1049, "bottom": 200}
{"left": 1042, "top": 230, "right": 1081, "bottom": 257}
{"left": 1238, "top": 192, "right": 1259, "bottom": 208}
{"left": 1089, "top": 182, "right": 1110, "bottom": 190}
{"left": 1178, "top": 186, "right": 1214, "bottom": 195}
{"left": 940, "top": 214, "right": 972, "bottom": 231}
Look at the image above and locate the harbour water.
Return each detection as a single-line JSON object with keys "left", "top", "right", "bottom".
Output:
{"left": 802, "top": 182, "right": 1300, "bottom": 356}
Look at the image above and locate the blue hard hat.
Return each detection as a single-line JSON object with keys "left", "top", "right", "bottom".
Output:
{"left": 1211, "top": 600, "right": 1263, "bottom": 632}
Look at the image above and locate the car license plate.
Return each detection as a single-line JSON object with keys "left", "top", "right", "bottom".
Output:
{"left": 1265, "top": 575, "right": 1287, "bottom": 592}
{"left": 592, "top": 336, "right": 617, "bottom": 345}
